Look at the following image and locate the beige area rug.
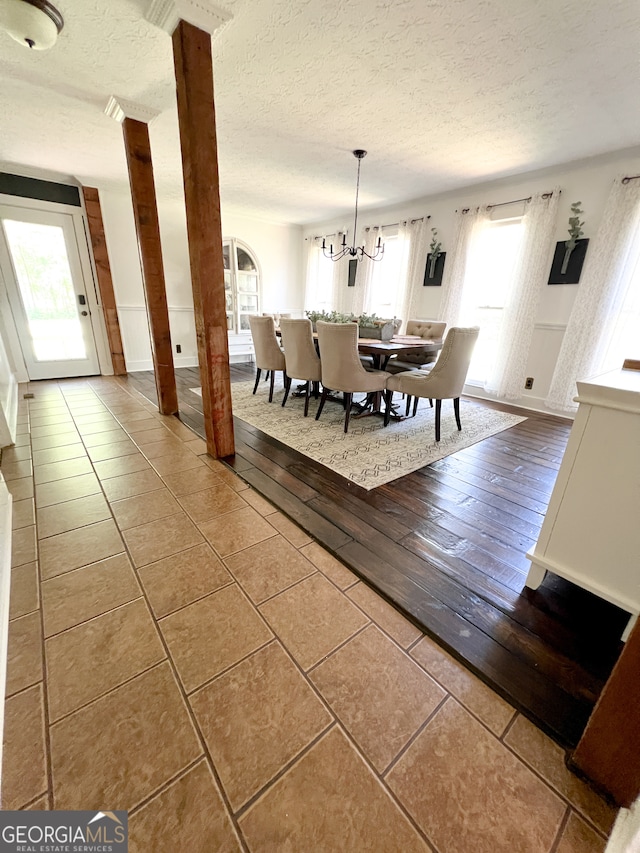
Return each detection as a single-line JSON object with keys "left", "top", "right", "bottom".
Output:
{"left": 190, "top": 380, "right": 526, "bottom": 490}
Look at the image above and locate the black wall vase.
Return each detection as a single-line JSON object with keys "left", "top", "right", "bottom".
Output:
{"left": 347, "top": 258, "right": 358, "bottom": 287}
{"left": 548, "top": 238, "right": 589, "bottom": 284}
{"left": 423, "top": 252, "right": 446, "bottom": 286}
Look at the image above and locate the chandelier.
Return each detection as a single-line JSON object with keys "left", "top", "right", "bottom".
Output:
{"left": 322, "top": 150, "right": 384, "bottom": 262}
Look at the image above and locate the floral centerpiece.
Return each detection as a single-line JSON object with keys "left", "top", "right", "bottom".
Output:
{"left": 356, "top": 313, "right": 398, "bottom": 341}
{"left": 305, "top": 310, "right": 400, "bottom": 339}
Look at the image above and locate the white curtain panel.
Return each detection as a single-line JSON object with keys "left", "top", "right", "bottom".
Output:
{"left": 381, "top": 221, "right": 411, "bottom": 321}
{"left": 352, "top": 226, "right": 381, "bottom": 316}
{"left": 303, "top": 237, "right": 322, "bottom": 311}
{"left": 399, "top": 218, "right": 429, "bottom": 331}
{"left": 485, "top": 191, "right": 560, "bottom": 399}
{"left": 546, "top": 177, "right": 640, "bottom": 412}
{"left": 439, "top": 207, "right": 491, "bottom": 328}
{"left": 303, "top": 235, "right": 345, "bottom": 313}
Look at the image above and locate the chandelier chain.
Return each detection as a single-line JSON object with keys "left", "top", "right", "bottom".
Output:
{"left": 322, "top": 150, "right": 384, "bottom": 262}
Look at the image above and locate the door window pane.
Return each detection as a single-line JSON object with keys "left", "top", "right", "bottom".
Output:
{"left": 3, "top": 220, "right": 86, "bottom": 361}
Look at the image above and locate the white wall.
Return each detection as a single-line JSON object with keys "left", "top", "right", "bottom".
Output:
{"left": 99, "top": 190, "right": 304, "bottom": 370}
{"left": 303, "top": 146, "right": 640, "bottom": 412}
{"left": 0, "top": 320, "right": 18, "bottom": 448}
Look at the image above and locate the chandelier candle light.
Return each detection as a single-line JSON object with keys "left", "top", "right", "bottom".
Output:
{"left": 322, "top": 150, "right": 384, "bottom": 262}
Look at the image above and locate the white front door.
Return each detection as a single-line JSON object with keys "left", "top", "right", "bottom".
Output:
{"left": 0, "top": 204, "right": 100, "bottom": 380}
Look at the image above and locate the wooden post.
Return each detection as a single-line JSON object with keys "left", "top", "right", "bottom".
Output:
{"left": 172, "top": 19, "right": 234, "bottom": 458}
{"left": 121, "top": 118, "right": 178, "bottom": 416}
{"left": 570, "top": 618, "right": 640, "bottom": 806}
{"left": 81, "top": 186, "right": 127, "bottom": 375}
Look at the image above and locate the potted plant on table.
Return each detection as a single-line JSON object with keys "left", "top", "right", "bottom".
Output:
{"left": 357, "top": 313, "right": 397, "bottom": 341}
{"left": 305, "top": 310, "right": 354, "bottom": 330}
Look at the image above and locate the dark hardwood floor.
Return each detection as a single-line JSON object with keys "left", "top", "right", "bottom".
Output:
{"left": 124, "top": 364, "right": 626, "bottom": 748}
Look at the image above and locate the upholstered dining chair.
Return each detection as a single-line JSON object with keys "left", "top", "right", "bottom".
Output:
{"left": 279, "top": 318, "right": 322, "bottom": 416}
{"left": 385, "top": 326, "right": 480, "bottom": 441}
{"left": 386, "top": 319, "right": 447, "bottom": 375}
{"left": 248, "top": 315, "right": 286, "bottom": 402}
{"left": 315, "top": 321, "right": 392, "bottom": 433}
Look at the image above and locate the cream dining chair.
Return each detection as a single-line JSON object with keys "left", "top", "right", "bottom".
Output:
{"left": 248, "top": 315, "right": 286, "bottom": 402}
{"left": 385, "top": 319, "right": 447, "bottom": 375}
{"left": 315, "top": 321, "right": 392, "bottom": 433}
{"left": 385, "top": 326, "right": 480, "bottom": 440}
{"left": 279, "top": 318, "right": 322, "bottom": 416}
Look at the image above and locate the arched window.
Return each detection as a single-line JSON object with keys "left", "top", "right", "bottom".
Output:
{"left": 223, "top": 239, "right": 261, "bottom": 333}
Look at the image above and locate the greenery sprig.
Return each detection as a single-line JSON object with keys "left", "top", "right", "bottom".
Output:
{"left": 565, "top": 202, "right": 585, "bottom": 252}
{"left": 429, "top": 227, "right": 442, "bottom": 260}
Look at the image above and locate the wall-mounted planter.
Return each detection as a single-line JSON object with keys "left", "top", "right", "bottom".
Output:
{"left": 548, "top": 238, "right": 589, "bottom": 284}
{"left": 423, "top": 252, "right": 446, "bottom": 286}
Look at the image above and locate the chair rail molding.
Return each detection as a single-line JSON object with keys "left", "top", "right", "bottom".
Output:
{"left": 145, "top": 0, "right": 232, "bottom": 36}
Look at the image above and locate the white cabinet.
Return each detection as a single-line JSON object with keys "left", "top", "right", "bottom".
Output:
{"left": 525, "top": 368, "right": 640, "bottom": 640}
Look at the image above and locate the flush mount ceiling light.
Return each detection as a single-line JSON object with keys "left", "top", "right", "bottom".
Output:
{"left": 322, "top": 149, "right": 384, "bottom": 262}
{"left": 0, "top": 0, "right": 64, "bottom": 50}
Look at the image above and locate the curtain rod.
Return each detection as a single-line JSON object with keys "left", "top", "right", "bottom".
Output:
{"left": 457, "top": 190, "right": 556, "bottom": 214}
{"left": 622, "top": 175, "right": 640, "bottom": 184}
{"left": 306, "top": 231, "right": 344, "bottom": 242}
{"left": 365, "top": 216, "right": 429, "bottom": 232}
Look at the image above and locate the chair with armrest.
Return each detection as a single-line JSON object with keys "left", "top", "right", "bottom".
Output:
{"left": 315, "top": 321, "right": 392, "bottom": 433}
{"left": 248, "top": 315, "right": 286, "bottom": 402}
{"left": 386, "top": 326, "right": 479, "bottom": 441}
{"left": 279, "top": 318, "right": 322, "bottom": 416}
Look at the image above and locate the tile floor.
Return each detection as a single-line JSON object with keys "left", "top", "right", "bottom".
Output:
{"left": 1, "top": 376, "right": 616, "bottom": 852}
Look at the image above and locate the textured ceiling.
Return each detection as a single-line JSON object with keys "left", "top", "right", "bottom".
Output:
{"left": 1, "top": 0, "right": 640, "bottom": 224}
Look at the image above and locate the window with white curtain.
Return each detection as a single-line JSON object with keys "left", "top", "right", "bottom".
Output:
{"left": 459, "top": 218, "right": 525, "bottom": 384}
{"left": 546, "top": 180, "right": 640, "bottom": 411}
{"left": 365, "top": 229, "right": 409, "bottom": 318}
{"left": 304, "top": 238, "right": 339, "bottom": 312}
{"left": 595, "top": 232, "right": 640, "bottom": 372}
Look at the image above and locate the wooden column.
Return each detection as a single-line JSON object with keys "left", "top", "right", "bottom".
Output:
{"left": 570, "top": 619, "right": 640, "bottom": 807}
{"left": 81, "top": 186, "right": 127, "bottom": 375}
{"left": 121, "top": 118, "right": 178, "bottom": 415}
{"left": 172, "top": 19, "right": 234, "bottom": 458}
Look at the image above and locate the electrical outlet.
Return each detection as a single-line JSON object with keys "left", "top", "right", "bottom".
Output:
{"left": 176, "top": 344, "right": 182, "bottom": 353}
{"left": 524, "top": 377, "right": 534, "bottom": 390}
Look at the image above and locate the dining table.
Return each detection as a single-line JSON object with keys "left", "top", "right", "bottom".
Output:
{"left": 357, "top": 334, "right": 443, "bottom": 370}
{"left": 353, "top": 335, "right": 443, "bottom": 418}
